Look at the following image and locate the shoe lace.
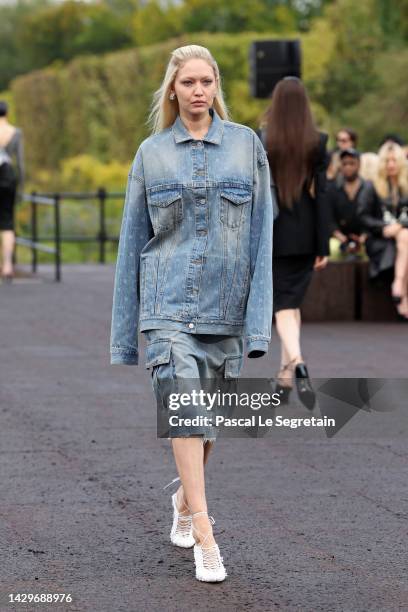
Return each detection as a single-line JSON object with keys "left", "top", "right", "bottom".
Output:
{"left": 175, "top": 512, "right": 192, "bottom": 536}
{"left": 201, "top": 544, "right": 223, "bottom": 570}
{"left": 163, "top": 476, "right": 181, "bottom": 490}
{"left": 163, "top": 477, "right": 193, "bottom": 536}
{"left": 192, "top": 511, "right": 224, "bottom": 569}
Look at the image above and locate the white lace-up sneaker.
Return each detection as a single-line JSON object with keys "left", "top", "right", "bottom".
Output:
{"left": 170, "top": 492, "right": 195, "bottom": 548}
{"left": 192, "top": 511, "right": 227, "bottom": 582}
{"left": 163, "top": 476, "right": 195, "bottom": 548}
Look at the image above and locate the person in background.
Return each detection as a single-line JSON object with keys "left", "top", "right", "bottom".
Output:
{"left": 329, "top": 149, "right": 369, "bottom": 260}
{"left": 263, "top": 76, "right": 330, "bottom": 410}
{"left": 379, "top": 134, "right": 405, "bottom": 148}
{"left": 336, "top": 128, "right": 358, "bottom": 151}
{"left": 359, "top": 141, "right": 408, "bottom": 319}
{"left": 0, "top": 100, "right": 24, "bottom": 282}
{"left": 327, "top": 128, "right": 359, "bottom": 183}
{"left": 359, "top": 152, "right": 379, "bottom": 182}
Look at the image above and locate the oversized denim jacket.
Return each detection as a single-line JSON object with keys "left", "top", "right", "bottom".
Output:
{"left": 110, "top": 109, "right": 275, "bottom": 365}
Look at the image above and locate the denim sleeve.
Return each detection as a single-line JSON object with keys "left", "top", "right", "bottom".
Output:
{"left": 110, "top": 147, "right": 153, "bottom": 365}
{"left": 245, "top": 135, "right": 274, "bottom": 358}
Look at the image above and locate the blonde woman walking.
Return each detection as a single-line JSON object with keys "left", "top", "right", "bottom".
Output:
{"left": 110, "top": 45, "right": 274, "bottom": 581}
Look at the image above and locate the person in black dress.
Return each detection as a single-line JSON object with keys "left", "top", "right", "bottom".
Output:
{"left": 262, "top": 77, "right": 331, "bottom": 409}
{"left": 358, "top": 141, "right": 408, "bottom": 319}
{"left": 0, "top": 100, "right": 24, "bottom": 282}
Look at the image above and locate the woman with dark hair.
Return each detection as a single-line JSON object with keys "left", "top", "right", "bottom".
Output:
{"left": 327, "top": 127, "right": 358, "bottom": 182}
{"left": 0, "top": 100, "right": 24, "bottom": 282}
{"left": 263, "top": 77, "right": 330, "bottom": 408}
{"left": 336, "top": 128, "right": 358, "bottom": 151}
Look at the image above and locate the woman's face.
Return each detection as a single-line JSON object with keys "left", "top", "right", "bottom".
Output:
{"left": 385, "top": 153, "right": 398, "bottom": 177}
{"left": 336, "top": 131, "right": 353, "bottom": 150}
{"left": 172, "top": 59, "right": 218, "bottom": 118}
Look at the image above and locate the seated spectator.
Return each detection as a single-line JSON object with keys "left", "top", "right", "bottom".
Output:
{"left": 379, "top": 134, "right": 405, "bottom": 148}
{"left": 359, "top": 152, "right": 379, "bottom": 182}
{"left": 327, "top": 128, "right": 359, "bottom": 183}
{"left": 358, "top": 141, "right": 408, "bottom": 319}
{"left": 329, "top": 148, "right": 369, "bottom": 259}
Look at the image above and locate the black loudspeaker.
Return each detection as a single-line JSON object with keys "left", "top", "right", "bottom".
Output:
{"left": 249, "top": 40, "right": 302, "bottom": 98}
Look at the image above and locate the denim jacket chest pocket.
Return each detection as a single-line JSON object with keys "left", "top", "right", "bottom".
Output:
{"left": 147, "top": 184, "right": 183, "bottom": 233}
{"left": 219, "top": 184, "right": 252, "bottom": 229}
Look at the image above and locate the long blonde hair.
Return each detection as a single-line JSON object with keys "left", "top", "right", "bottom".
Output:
{"left": 148, "top": 45, "right": 229, "bottom": 134}
{"left": 374, "top": 142, "right": 408, "bottom": 198}
{"left": 359, "top": 152, "right": 379, "bottom": 182}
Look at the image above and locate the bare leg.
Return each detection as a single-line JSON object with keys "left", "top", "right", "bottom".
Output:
{"left": 175, "top": 439, "right": 214, "bottom": 512}
{"left": 294, "top": 308, "right": 301, "bottom": 331}
{"left": 275, "top": 308, "right": 303, "bottom": 364}
{"left": 1, "top": 230, "right": 15, "bottom": 276}
{"left": 280, "top": 336, "right": 290, "bottom": 371}
{"left": 172, "top": 437, "right": 216, "bottom": 547}
{"left": 393, "top": 229, "right": 408, "bottom": 315}
{"left": 203, "top": 440, "right": 214, "bottom": 466}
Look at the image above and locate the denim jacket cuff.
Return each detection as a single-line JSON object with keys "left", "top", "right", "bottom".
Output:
{"left": 246, "top": 337, "right": 269, "bottom": 358}
{"left": 110, "top": 348, "right": 139, "bottom": 365}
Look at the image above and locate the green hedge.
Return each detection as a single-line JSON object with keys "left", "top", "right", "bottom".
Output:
{"left": 11, "top": 29, "right": 333, "bottom": 180}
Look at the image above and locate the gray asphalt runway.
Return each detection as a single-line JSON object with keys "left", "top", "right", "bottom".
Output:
{"left": 0, "top": 265, "right": 407, "bottom": 612}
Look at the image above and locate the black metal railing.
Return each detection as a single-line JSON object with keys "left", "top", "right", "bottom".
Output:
{"left": 16, "top": 188, "right": 124, "bottom": 282}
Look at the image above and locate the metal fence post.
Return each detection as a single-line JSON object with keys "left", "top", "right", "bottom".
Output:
{"left": 31, "top": 191, "right": 37, "bottom": 273}
{"left": 97, "top": 187, "right": 107, "bottom": 264}
{"left": 54, "top": 193, "right": 61, "bottom": 282}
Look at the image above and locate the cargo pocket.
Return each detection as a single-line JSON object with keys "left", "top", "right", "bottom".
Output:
{"left": 220, "top": 187, "right": 252, "bottom": 229}
{"left": 145, "top": 338, "right": 172, "bottom": 370}
{"left": 145, "top": 338, "right": 176, "bottom": 416}
{"left": 224, "top": 354, "right": 243, "bottom": 379}
{"left": 147, "top": 186, "right": 183, "bottom": 233}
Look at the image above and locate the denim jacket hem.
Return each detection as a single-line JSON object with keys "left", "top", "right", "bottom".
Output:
{"left": 246, "top": 337, "right": 269, "bottom": 358}
{"left": 111, "top": 348, "right": 139, "bottom": 366}
{"left": 139, "top": 318, "right": 244, "bottom": 335}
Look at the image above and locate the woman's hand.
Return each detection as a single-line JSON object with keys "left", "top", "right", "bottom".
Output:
{"left": 314, "top": 255, "right": 328, "bottom": 270}
{"left": 383, "top": 223, "right": 402, "bottom": 239}
{"left": 334, "top": 230, "right": 347, "bottom": 244}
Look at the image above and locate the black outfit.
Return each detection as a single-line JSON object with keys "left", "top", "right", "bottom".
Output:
{"left": 358, "top": 181, "right": 408, "bottom": 279}
{"left": 0, "top": 182, "right": 17, "bottom": 230}
{"left": 271, "top": 132, "right": 330, "bottom": 312}
{"left": 328, "top": 176, "right": 368, "bottom": 237}
{"left": 0, "top": 128, "right": 24, "bottom": 231}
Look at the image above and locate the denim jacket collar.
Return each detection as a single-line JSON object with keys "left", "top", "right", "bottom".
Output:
{"left": 172, "top": 108, "right": 224, "bottom": 145}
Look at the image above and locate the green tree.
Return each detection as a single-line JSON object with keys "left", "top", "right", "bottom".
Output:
{"left": 181, "top": 0, "right": 283, "bottom": 33}
{"left": 377, "top": 0, "right": 408, "bottom": 43}
{"left": 16, "top": 1, "right": 132, "bottom": 70}
{"left": 0, "top": 0, "right": 51, "bottom": 90}
{"left": 317, "top": 0, "right": 383, "bottom": 115}
{"left": 344, "top": 49, "right": 408, "bottom": 150}
{"left": 132, "top": 1, "right": 182, "bottom": 46}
